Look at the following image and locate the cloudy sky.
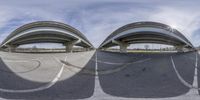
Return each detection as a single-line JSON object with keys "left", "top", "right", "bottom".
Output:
{"left": 0, "top": 0, "right": 200, "bottom": 48}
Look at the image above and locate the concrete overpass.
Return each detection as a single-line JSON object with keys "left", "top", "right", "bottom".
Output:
{"left": 99, "top": 21, "right": 194, "bottom": 52}
{"left": 1, "top": 21, "right": 93, "bottom": 52}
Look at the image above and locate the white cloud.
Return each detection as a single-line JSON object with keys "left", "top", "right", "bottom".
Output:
{"left": 148, "top": 7, "right": 200, "bottom": 43}
{"left": 72, "top": 4, "right": 158, "bottom": 47}
{"left": 0, "top": 8, "right": 14, "bottom": 28}
{"left": 0, "top": 5, "right": 66, "bottom": 43}
{"left": 0, "top": 0, "right": 200, "bottom": 47}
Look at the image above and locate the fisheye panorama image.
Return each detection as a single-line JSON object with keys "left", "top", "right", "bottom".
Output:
{"left": 0, "top": 0, "right": 199, "bottom": 100}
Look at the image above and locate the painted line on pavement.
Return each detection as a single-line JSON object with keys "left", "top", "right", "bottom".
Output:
{"left": 61, "top": 57, "right": 151, "bottom": 75}
{"left": 0, "top": 55, "right": 67, "bottom": 93}
{"left": 68, "top": 51, "right": 140, "bottom": 65}
{"left": 0, "top": 59, "right": 41, "bottom": 73}
{"left": 95, "top": 51, "right": 98, "bottom": 76}
{"left": 171, "top": 56, "right": 193, "bottom": 88}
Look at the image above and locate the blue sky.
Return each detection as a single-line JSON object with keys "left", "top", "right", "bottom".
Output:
{"left": 0, "top": 0, "right": 200, "bottom": 48}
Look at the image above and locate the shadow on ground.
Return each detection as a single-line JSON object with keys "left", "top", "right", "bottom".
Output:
{"left": 98, "top": 51, "right": 195, "bottom": 98}
{"left": 0, "top": 58, "right": 46, "bottom": 90}
{"left": 0, "top": 51, "right": 197, "bottom": 99}
{"left": 0, "top": 53, "right": 96, "bottom": 100}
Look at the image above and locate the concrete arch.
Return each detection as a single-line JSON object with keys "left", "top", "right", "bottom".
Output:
{"left": 1, "top": 21, "right": 93, "bottom": 52}
{"left": 99, "top": 21, "right": 194, "bottom": 52}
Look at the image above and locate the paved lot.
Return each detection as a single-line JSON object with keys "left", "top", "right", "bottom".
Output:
{"left": 0, "top": 50, "right": 199, "bottom": 100}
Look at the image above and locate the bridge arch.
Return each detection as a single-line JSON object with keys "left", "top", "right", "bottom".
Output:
{"left": 1, "top": 21, "right": 93, "bottom": 52}
{"left": 99, "top": 21, "right": 194, "bottom": 52}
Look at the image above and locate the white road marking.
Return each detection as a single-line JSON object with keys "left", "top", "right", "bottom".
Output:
{"left": 71, "top": 51, "right": 139, "bottom": 65}
{"left": 60, "top": 50, "right": 152, "bottom": 75}
{"left": 193, "top": 52, "right": 198, "bottom": 89}
{"left": 2, "top": 58, "right": 41, "bottom": 63}
{"left": 1, "top": 56, "right": 43, "bottom": 61}
{"left": 91, "top": 50, "right": 108, "bottom": 98}
{"left": 95, "top": 51, "right": 98, "bottom": 76}
{"left": 171, "top": 52, "right": 200, "bottom": 91}
{"left": 171, "top": 56, "right": 193, "bottom": 88}
{"left": 0, "top": 55, "right": 67, "bottom": 93}
{"left": 194, "top": 52, "right": 200, "bottom": 91}
{"left": 85, "top": 52, "right": 200, "bottom": 100}
{"left": 97, "top": 58, "right": 151, "bottom": 75}
{"left": 0, "top": 59, "right": 41, "bottom": 73}
{"left": 62, "top": 57, "right": 151, "bottom": 75}
{"left": 92, "top": 59, "right": 133, "bottom": 65}
{"left": 182, "top": 52, "right": 199, "bottom": 96}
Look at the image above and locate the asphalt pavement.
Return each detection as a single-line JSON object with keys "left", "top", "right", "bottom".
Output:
{"left": 0, "top": 50, "right": 199, "bottom": 100}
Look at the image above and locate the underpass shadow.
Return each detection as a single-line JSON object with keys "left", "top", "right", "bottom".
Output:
{"left": 0, "top": 52, "right": 96, "bottom": 100}
{"left": 0, "top": 58, "right": 47, "bottom": 90}
{"left": 98, "top": 51, "right": 195, "bottom": 98}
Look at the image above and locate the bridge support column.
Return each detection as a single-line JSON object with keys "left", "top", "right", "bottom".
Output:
{"left": 7, "top": 45, "right": 17, "bottom": 52}
{"left": 64, "top": 40, "right": 79, "bottom": 53}
{"left": 112, "top": 40, "right": 129, "bottom": 53}
{"left": 120, "top": 44, "right": 128, "bottom": 53}
{"left": 65, "top": 43, "right": 73, "bottom": 53}
{"left": 175, "top": 46, "right": 184, "bottom": 52}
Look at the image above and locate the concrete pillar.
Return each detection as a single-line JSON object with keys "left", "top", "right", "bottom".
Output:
{"left": 112, "top": 40, "right": 129, "bottom": 53}
{"left": 120, "top": 44, "right": 128, "bottom": 52}
{"left": 64, "top": 40, "right": 78, "bottom": 53}
{"left": 65, "top": 43, "right": 73, "bottom": 53}
{"left": 7, "top": 45, "right": 17, "bottom": 52}
{"left": 175, "top": 45, "right": 184, "bottom": 52}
